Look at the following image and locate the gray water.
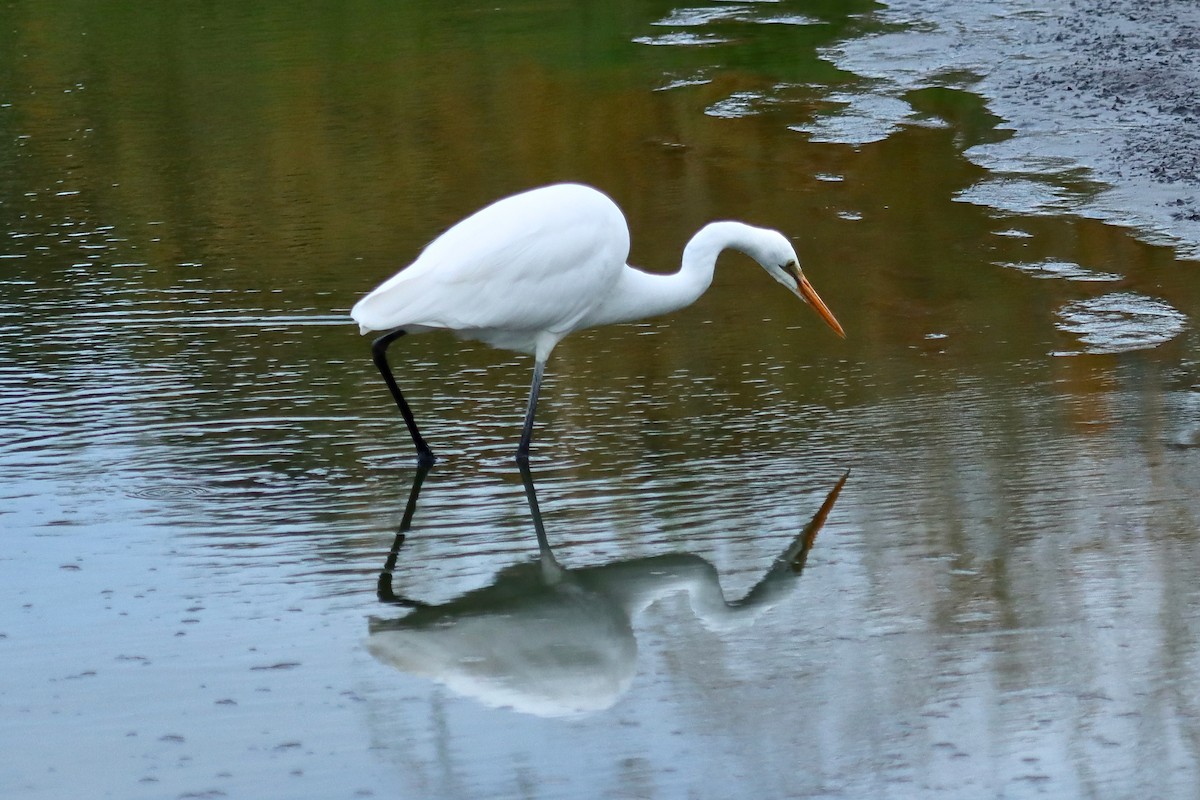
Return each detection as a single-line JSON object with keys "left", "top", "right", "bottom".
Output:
{"left": 3, "top": 2, "right": 1200, "bottom": 798}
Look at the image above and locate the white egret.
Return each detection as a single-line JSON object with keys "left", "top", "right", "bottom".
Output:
{"left": 351, "top": 183, "right": 845, "bottom": 464}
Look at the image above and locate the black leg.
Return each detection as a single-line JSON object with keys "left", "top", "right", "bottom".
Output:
{"left": 371, "top": 329, "right": 435, "bottom": 466}
{"left": 515, "top": 360, "right": 546, "bottom": 463}
{"left": 518, "top": 460, "right": 563, "bottom": 582}
{"left": 517, "top": 459, "right": 549, "bottom": 552}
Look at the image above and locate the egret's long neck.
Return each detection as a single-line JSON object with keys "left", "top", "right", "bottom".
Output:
{"left": 582, "top": 221, "right": 763, "bottom": 327}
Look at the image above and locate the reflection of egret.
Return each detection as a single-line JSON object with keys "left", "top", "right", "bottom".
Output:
{"left": 368, "top": 466, "right": 848, "bottom": 718}
{"left": 351, "top": 183, "right": 845, "bottom": 465}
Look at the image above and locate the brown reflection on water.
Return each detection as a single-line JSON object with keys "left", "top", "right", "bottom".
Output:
{"left": 3, "top": 2, "right": 1200, "bottom": 799}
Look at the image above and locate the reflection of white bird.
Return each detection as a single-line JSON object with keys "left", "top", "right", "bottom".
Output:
{"left": 368, "top": 466, "right": 847, "bottom": 718}
{"left": 351, "top": 183, "right": 845, "bottom": 464}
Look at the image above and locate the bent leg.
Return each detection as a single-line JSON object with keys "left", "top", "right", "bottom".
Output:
{"left": 371, "top": 329, "right": 435, "bottom": 466}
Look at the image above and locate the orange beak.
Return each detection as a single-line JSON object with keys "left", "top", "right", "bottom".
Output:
{"left": 791, "top": 267, "right": 846, "bottom": 338}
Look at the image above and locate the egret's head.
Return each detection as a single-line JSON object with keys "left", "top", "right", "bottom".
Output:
{"left": 753, "top": 230, "right": 846, "bottom": 339}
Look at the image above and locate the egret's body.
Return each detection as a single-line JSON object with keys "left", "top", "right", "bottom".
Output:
{"left": 352, "top": 183, "right": 844, "bottom": 464}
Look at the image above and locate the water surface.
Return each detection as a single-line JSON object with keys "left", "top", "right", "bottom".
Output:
{"left": 3, "top": 2, "right": 1200, "bottom": 798}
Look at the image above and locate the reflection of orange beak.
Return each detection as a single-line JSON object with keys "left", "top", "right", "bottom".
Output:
{"left": 793, "top": 469, "right": 849, "bottom": 569}
{"left": 791, "top": 267, "right": 846, "bottom": 338}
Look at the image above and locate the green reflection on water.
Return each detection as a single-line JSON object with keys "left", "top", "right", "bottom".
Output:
{"left": 2, "top": 0, "right": 1196, "bottom": 463}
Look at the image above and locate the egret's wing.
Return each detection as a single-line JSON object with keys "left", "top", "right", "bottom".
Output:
{"left": 351, "top": 185, "right": 629, "bottom": 335}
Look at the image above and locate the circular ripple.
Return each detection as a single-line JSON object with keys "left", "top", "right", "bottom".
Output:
{"left": 126, "top": 485, "right": 214, "bottom": 500}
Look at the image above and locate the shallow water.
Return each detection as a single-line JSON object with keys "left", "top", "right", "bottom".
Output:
{"left": 3, "top": 1, "right": 1200, "bottom": 798}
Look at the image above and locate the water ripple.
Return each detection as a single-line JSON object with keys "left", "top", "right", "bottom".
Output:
{"left": 633, "top": 32, "right": 731, "bottom": 47}
{"left": 996, "top": 259, "right": 1121, "bottom": 282}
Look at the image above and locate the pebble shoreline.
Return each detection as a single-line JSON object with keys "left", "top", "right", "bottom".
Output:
{"left": 826, "top": 0, "right": 1200, "bottom": 259}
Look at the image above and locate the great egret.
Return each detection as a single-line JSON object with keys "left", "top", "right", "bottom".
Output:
{"left": 352, "top": 183, "right": 845, "bottom": 464}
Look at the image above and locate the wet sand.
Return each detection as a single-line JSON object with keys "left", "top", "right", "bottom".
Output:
{"left": 826, "top": 0, "right": 1200, "bottom": 258}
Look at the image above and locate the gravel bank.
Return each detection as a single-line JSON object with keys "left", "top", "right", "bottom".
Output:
{"left": 823, "top": 0, "right": 1200, "bottom": 259}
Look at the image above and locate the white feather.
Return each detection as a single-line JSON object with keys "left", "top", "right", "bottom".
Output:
{"left": 351, "top": 182, "right": 844, "bottom": 460}
{"left": 352, "top": 184, "right": 629, "bottom": 357}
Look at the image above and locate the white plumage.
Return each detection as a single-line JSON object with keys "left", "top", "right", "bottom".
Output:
{"left": 352, "top": 183, "right": 844, "bottom": 464}
{"left": 353, "top": 184, "right": 630, "bottom": 358}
